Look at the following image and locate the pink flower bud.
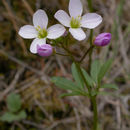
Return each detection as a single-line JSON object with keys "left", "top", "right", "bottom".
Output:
{"left": 37, "top": 44, "right": 53, "bottom": 57}
{"left": 94, "top": 33, "right": 111, "bottom": 46}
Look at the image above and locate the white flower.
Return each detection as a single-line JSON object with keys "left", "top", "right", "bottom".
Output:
{"left": 19, "top": 9, "right": 66, "bottom": 54}
{"left": 54, "top": 0, "right": 102, "bottom": 41}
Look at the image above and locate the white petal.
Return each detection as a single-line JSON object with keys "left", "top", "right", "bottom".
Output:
{"left": 33, "top": 9, "right": 48, "bottom": 29}
{"left": 30, "top": 38, "right": 46, "bottom": 54}
{"left": 54, "top": 10, "right": 71, "bottom": 27}
{"left": 69, "top": 28, "right": 86, "bottom": 41}
{"left": 69, "top": 0, "right": 83, "bottom": 18}
{"left": 18, "top": 25, "right": 37, "bottom": 39}
{"left": 47, "top": 24, "right": 66, "bottom": 39}
{"left": 81, "top": 13, "right": 102, "bottom": 29}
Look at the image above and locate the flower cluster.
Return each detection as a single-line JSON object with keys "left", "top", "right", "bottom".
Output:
{"left": 55, "top": 0, "right": 102, "bottom": 41}
{"left": 19, "top": 0, "right": 111, "bottom": 57}
{"left": 19, "top": 10, "right": 65, "bottom": 55}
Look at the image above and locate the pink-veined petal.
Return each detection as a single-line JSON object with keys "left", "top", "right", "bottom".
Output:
{"left": 81, "top": 13, "right": 102, "bottom": 29}
{"left": 54, "top": 10, "right": 71, "bottom": 27}
{"left": 47, "top": 24, "right": 66, "bottom": 39}
{"left": 69, "top": 28, "right": 86, "bottom": 41}
{"left": 33, "top": 9, "right": 48, "bottom": 29}
{"left": 69, "top": 0, "right": 83, "bottom": 18}
{"left": 30, "top": 38, "right": 46, "bottom": 54}
{"left": 18, "top": 25, "right": 37, "bottom": 39}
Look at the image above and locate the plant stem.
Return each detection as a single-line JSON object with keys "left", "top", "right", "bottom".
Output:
{"left": 61, "top": 42, "right": 98, "bottom": 130}
{"left": 88, "top": 29, "right": 93, "bottom": 73}
{"left": 79, "top": 45, "right": 95, "bottom": 63}
{"left": 87, "top": 0, "right": 94, "bottom": 72}
{"left": 88, "top": 29, "right": 99, "bottom": 130}
{"left": 55, "top": 52, "right": 69, "bottom": 56}
{"left": 76, "top": 61, "right": 98, "bottom": 130}
{"left": 91, "top": 96, "right": 98, "bottom": 130}
{"left": 62, "top": 46, "right": 91, "bottom": 95}
{"left": 87, "top": 0, "right": 93, "bottom": 12}
{"left": 75, "top": 62, "right": 91, "bottom": 95}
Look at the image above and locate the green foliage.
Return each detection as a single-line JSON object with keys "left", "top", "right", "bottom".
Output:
{"left": 60, "top": 92, "right": 82, "bottom": 98}
{"left": 91, "top": 90, "right": 98, "bottom": 96}
{"left": 0, "top": 93, "right": 27, "bottom": 123}
{"left": 51, "top": 77, "right": 89, "bottom": 97}
{"left": 0, "top": 110, "right": 26, "bottom": 123}
{"left": 91, "top": 60, "right": 101, "bottom": 83}
{"left": 52, "top": 59, "right": 116, "bottom": 98}
{"left": 98, "top": 92, "right": 113, "bottom": 96}
{"left": 81, "top": 68, "right": 95, "bottom": 87}
{"left": 98, "top": 59, "right": 113, "bottom": 83}
{"left": 7, "top": 93, "right": 21, "bottom": 113}
{"left": 71, "top": 63, "right": 84, "bottom": 89}
{"left": 101, "top": 84, "right": 118, "bottom": 90}
{"left": 51, "top": 77, "right": 81, "bottom": 91}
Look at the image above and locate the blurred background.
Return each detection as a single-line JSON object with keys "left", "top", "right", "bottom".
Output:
{"left": 0, "top": 0, "right": 130, "bottom": 130}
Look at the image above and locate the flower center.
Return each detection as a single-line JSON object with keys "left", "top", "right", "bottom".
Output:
{"left": 36, "top": 26, "right": 48, "bottom": 39}
{"left": 70, "top": 16, "right": 81, "bottom": 28}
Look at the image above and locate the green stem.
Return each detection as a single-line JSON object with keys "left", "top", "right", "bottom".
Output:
{"left": 79, "top": 45, "right": 95, "bottom": 63}
{"left": 55, "top": 52, "right": 69, "bottom": 56}
{"left": 87, "top": 0, "right": 93, "bottom": 72}
{"left": 96, "top": 82, "right": 101, "bottom": 93}
{"left": 62, "top": 46, "right": 91, "bottom": 95}
{"left": 75, "top": 62, "right": 91, "bottom": 95}
{"left": 76, "top": 60, "right": 98, "bottom": 130}
{"left": 88, "top": 29, "right": 99, "bottom": 130}
{"left": 61, "top": 43, "right": 98, "bottom": 130}
{"left": 88, "top": 29, "right": 93, "bottom": 73}
{"left": 91, "top": 96, "right": 98, "bottom": 130}
{"left": 87, "top": 0, "right": 93, "bottom": 12}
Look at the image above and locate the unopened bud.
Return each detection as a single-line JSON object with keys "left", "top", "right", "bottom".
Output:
{"left": 94, "top": 33, "right": 111, "bottom": 46}
{"left": 37, "top": 44, "right": 53, "bottom": 57}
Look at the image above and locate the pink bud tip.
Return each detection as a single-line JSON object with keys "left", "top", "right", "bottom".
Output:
{"left": 94, "top": 33, "right": 111, "bottom": 46}
{"left": 37, "top": 44, "right": 53, "bottom": 57}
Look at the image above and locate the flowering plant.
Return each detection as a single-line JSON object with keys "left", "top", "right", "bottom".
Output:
{"left": 18, "top": 0, "right": 116, "bottom": 130}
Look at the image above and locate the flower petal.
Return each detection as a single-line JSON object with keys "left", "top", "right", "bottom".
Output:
{"left": 30, "top": 38, "right": 46, "bottom": 54}
{"left": 54, "top": 10, "right": 71, "bottom": 27}
{"left": 69, "top": 0, "right": 83, "bottom": 18}
{"left": 47, "top": 24, "right": 66, "bottom": 39}
{"left": 81, "top": 13, "right": 102, "bottom": 29}
{"left": 18, "top": 25, "right": 37, "bottom": 39}
{"left": 69, "top": 28, "right": 86, "bottom": 41}
{"left": 33, "top": 9, "right": 48, "bottom": 29}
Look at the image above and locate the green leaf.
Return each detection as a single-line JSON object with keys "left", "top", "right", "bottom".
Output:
{"left": 60, "top": 92, "right": 81, "bottom": 98}
{"left": 91, "top": 60, "right": 101, "bottom": 83}
{"left": 101, "top": 84, "right": 118, "bottom": 90}
{"left": 60, "top": 91, "right": 89, "bottom": 98}
{"left": 16, "top": 110, "right": 27, "bottom": 120}
{"left": 91, "top": 90, "right": 98, "bottom": 96}
{"left": 51, "top": 77, "right": 82, "bottom": 92}
{"left": 7, "top": 93, "right": 21, "bottom": 113}
{"left": 98, "top": 91, "right": 116, "bottom": 96}
{"left": 81, "top": 68, "right": 95, "bottom": 87}
{"left": 98, "top": 92, "right": 111, "bottom": 96}
{"left": 0, "top": 110, "right": 26, "bottom": 123}
{"left": 98, "top": 59, "right": 113, "bottom": 83}
{"left": 71, "top": 63, "right": 84, "bottom": 89}
{"left": 0, "top": 112, "right": 17, "bottom": 122}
